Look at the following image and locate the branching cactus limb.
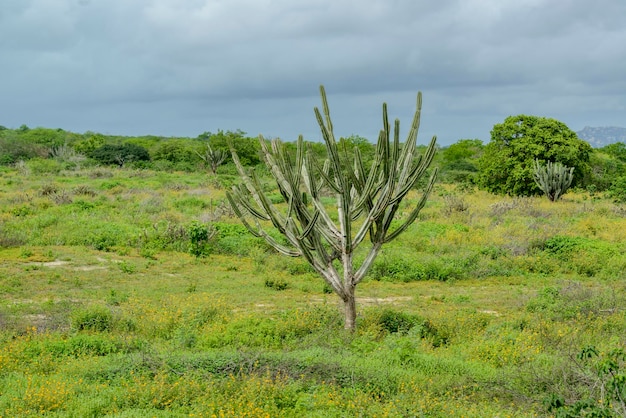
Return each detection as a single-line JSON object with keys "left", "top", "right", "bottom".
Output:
{"left": 227, "top": 85, "right": 438, "bottom": 330}
{"left": 533, "top": 159, "right": 574, "bottom": 201}
{"left": 196, "top": 144, "right": 227, "bottom": 174}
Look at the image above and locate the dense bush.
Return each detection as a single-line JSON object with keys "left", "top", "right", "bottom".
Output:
{"left": 608, "top": 176, "right": 626, "bottom": 202}
{"left": 478, "top": 115, "right": 591, "bottom": 196}
{"left": 0, "top": 131, "right": 48, "bottom": 165}
{"left": 70, "top": 306, "right": 113, "bottom": 332}
{"left": 187, "top": 221, "right": 215, "bottom": 258}
{"left": 90, "top": 143, "right": 151, "bottom": 166}
{"left": 152, "top": 140, "right": 200, "bottom": 165}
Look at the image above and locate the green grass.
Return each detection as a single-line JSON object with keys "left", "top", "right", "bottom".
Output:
{"left": 2, "top": 168, "right": 626, "bottom": 416}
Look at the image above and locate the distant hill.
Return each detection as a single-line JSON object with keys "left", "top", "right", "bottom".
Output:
{"left": 577, "top": 126, "right": 626, "bottom": 148}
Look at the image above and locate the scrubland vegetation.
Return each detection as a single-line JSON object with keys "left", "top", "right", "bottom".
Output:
{"left": 3, "top": 113, "right": 626, "bottom": 416}
{"left": 1, "top": 158, "right": 626, "bottom": 416}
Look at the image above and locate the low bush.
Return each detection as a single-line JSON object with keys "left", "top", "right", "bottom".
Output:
{"left": 70, "top": 306, "right": 113, "bottom": 332}
{"left": 526, "top": 282, "right": 619, "bottom": 320}
{"left": 186, "top": 221, "right": 215, "bottom": 258}
{"left": 264, "top": 278, "right": 289, "bottom": 291}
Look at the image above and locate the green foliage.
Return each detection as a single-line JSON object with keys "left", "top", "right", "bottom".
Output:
{"left": 71, "top": 306, "right": 113, "bottom": 332}
{"left": 90, "top": 143, "right": 151, "bottom": 167}
{"left": 547, "top": 345, "right": 626, "bottom": 417}
{"left": 368, "top": 253, "right": 471, "bottom": 282}
{"left": 5, "top": 149, "right": 626, "bottom": 416}
{"left": 42, "top": 334, "right": 124, "bottom": 357}
{"left": 337, "top": 134, "right": 375, "bottom": 163}
{"left": 73, "top": 132, "right": 106, "bottom": 154}
{"left": 440, "top": 139, "right": 483, "bottom": 184}
{"left": 15, "top": 127, "right": 69, "bottom": 148}
{"left": 26, "top": 157, "right": 64, "bottom": 174}
{"left": 0, "top": 130, "right": 48, "bottom": 165}
{"left": 539, "top": 235, "right": 618, "bottom": 277}
{"left": 375, "top": 309, "right": 421, "bottom": 334}
{"left": 199, "top": 129, "right": 261, "bottom": 166}
{"left": 585, "top": 149, "right": 626, "bottom": 192}
{"left": 542, "top": 236, "right": 615, "bottom": 259}
{"left": 478, "top": 115, "right": 591, "bottom": 196}
{"left": 601, "top": 142, "right": 626, "bottom": 163}
{"left": 608, "top": 176, "right": 626, "bottom": 203}
{"left": 264, "top": 277, "right": 289, "bottom": 290}
{"left": 533, "top": 159, "right": 574, "bottom": 201}
{"left": 187, "top": 221, "right": 215, "bottom": 258}
{"left": 526, "top": 282, "right": 618, "bottom": 320}
{"left": 151, "top": 140, "right": 200, "bottom": 169}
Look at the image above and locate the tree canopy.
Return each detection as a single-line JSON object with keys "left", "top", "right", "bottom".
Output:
{"left": 478, "top": 115, "right": 592, "bottom": 196}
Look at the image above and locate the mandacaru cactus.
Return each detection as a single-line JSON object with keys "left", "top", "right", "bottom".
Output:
{"left": 226, "top": 86, "right": 438, "bottom": 330}
{"left": 196, "top": 144, "right": 228, "bottom": 174}
{"left": 533, "top": 159, "right": 574, "bottom": 202}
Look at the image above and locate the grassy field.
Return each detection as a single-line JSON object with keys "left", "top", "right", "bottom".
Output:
{"left": 1, "top": 164, "right": 626, "bottom": 417}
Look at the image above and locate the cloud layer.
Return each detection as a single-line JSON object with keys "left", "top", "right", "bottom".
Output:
{"left": 1, "top": 0, "right": 624, "bottom": 144}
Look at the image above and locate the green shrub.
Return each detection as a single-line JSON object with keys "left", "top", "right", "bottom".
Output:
{"left": 27, "top": 158, "right": 63, "bottom": 174}
{"left": 71, "top": 306, "right": 113, "bottom": 332}
{"left": 368, "top": 254, "right": 469, "bottom": 282}
{"left": 90, "top": 143, "right": 150, "bottom": 166}
{"left": 212, "top": 222, "right": 265, "bottom": 255}
{"left": 187, "top": 221, "right": 215, "bottom": 257}
{"left": 376, "top": 309, "right": 421, "bottom": 334}
{"left": 88, "top": 232, "right": 119, "bottom": 251}
{"left": 141, "top": 221, "right": 188, "bottom": 252}
{"left": 264, "top": 278, "right": 289, "bottom": 291}
{"left": 43, "top": 334, "right": 122, "bottom": 357}
{"left": 526, "top": 283, "right": 619, "bottom": 320}
{"left": 608, "top": 176, "right": 626, "bottom": 203}
{"left": 545, "top": 345, "right": 626, "bottom": 417}
{"left": 0, "top": 133, "right": 48, "bottom": 164}
{"left": 541, "top": 235, "right": 618, "bottom": 276}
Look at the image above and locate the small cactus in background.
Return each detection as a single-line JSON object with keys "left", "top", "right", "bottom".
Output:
{"left": 196, "top": 144, "right": 227, "bottom": 174}
{"left": 533, "top": 159, "right": 574, "bottom": 201}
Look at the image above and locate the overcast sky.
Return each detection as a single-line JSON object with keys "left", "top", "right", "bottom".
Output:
{"left": 1, "top": 0, "right": 624, "bottom": 145}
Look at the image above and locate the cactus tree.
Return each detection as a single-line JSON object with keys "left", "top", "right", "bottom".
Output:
{"left": 227, "top": 86, "right": 438, "bottom": 331}
{"left": 533, "top": 159, "right": 574, "bottom": 201}
{"left": 196, "top": 144, "right": 227, "bottom": 174}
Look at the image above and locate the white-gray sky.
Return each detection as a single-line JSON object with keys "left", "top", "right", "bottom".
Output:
{"left": 1, "top": 0, "right": 625, "bottom": 145}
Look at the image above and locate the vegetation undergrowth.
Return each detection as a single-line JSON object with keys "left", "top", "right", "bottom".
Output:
{"left": 2, "top": 165, "right": 626, "bottom": 416}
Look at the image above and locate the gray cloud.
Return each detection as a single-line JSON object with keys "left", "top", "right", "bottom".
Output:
{"left": 1, "top": 0, "right": 624, "bottom": 144}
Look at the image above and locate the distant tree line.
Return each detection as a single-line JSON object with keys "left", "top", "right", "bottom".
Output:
{"left": 2, "top": 117, "right": 626, "bottom": 200}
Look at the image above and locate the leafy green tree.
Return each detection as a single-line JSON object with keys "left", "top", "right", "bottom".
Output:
{"left": 0, "top": 130, "right": 48, "bottom": 165}
{"left": 442, "top": 139, "right": 483, "bottom": 168}
{"left": 17, "top": 127, "right": 69, "bottom": 148}
{"left": 227, "top": 86, "right": 437, "bottom": 331}
{"left": 478, "top": 115, "right": 591, "bottom": 196}
{"left": 73, "top": 132, "right": 106, "bottom": 155}
{"left": 199, "top": 130, "right": 261, "bottom": 166}
{"left": 584, "top": 149, "right": 626, "bottom": 192}
{"left": 440, "top": 139, "right": 483, "bottom": 184}
{"left": 601, "top": 142, "right": 626, "bottom": 163}
{"left": 90, "top": 143, "right": 150, "bottom": 167}
{"left": 338, "top": 135, "right": 375, "bottom": 163}
{"left": 152, "top": 140, "right": 197, "bottom": 164}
